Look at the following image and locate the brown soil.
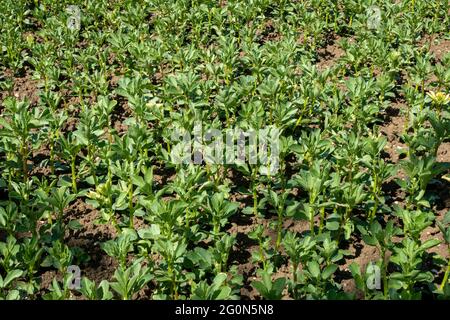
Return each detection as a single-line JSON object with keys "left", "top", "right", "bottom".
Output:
{"left": 429, "top": 39, "right": 450, "bottom": 62}
{"left": 316, "top": 37, "right": 345, "bottom": 70}
{"left": 437, "top": 142, "right": 450, "bottom": 163}
{"left": 37, "top": 193, "right": 156, "bottom": 298}
{"left": 40, "top": 199, "right": 118, "bottom": 294}
{"left": 340, "top": 238, "right": 380, "bottom": 298}
{"left": 255, "top": 20, "right": 282, "bottom": 43}
{"left": 12, "top": 73, "right": 40, "bottom": 105}
{"left": 379, "top": 101, "right": 408, "bottom": 164}
{"left": 0, "top": 69, "right": 40, "bottom": 107}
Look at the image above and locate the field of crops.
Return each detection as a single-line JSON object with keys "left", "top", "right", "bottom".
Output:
{"left": 0, "top": 0, "right": 450, "bottom": 301}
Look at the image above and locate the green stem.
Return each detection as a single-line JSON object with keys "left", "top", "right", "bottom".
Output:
{"left": 319, "top": 206, "right": 325, "bottom": 235}
{"left": 71, "top": 156, "right": 77, "bottom": 194}
{"left": 169, "top": 263, "right": 178, "bottom": 300}
{"left": 382, "top": 247, "right": 388, "bottom": 299}
{"left": 370, "top": 200, "right": 378, "bottom": 222}
{"left": 7, "top": 166, "right": 13, "bottom": 202}
{"left": 259, "top": 237, "right": 266, "bottom": 270}
{"left": 276, "top": 209, "right": 283, "bottom": 250}
{"left": 252, "top": 167, "right": 258, "bottom": 216}
{"left": 21, "top": 143, "right": 28, "bottom": 183}
{"left": 293, "top": 262, "right": 298, "bottom": 284}
{"left": 295, "top": 98, "right": 309, "bottom": 128}
{"left": 49, "top": 133, "right": 55, "bottom": 175}
{"left": 128, "top": 179, "right": 134, "bottom": 229}
{"left": 338, "top": 207, "right": 351, "bottom": 241}
{"left": 310, "top": 206, "right": 315, "bottom": 236}
{"left": 370, "top": 173, "right": 379, "bottom": 221}
{"left": 185, "top": 209, "right": 191, "bottom": 230}
{"left": 440, "top": 252, "right": 450, "bottom": 292}
{"left": 89, "top": 149, "right": 98, "bottom": 188}
{"left": 213, "top": 222, "right": 220, "bottom": 240}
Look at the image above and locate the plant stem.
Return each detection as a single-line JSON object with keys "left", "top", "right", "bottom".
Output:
{"left": 319, "top": 206, "right": 325, "bottom": 235}
{"left": 370, "top": 200, "right": 378, "bottom": 222}
{"left": 71, "top": 156, "right": 77, "bottom": 194}
{"left": 252, "top": 167, "right": 258, "bottom": 216}
{"left": 213, "top": 222, "right": 219, "bottom": 240}
{"left": 276, "top": 208, "right": 283, "bottom": 250}
{"left": 310, "top": 206, "right": 315, "bottom": 236}
{"left": 21, "top": 143, "right": 28, "bottom": 183}
{"left": 128, "top": 179, "right": 134, "bottom": 229}
{"left": 440, "top": 251, "right": 450, "bottom": 292}
{"left": 169, "top": 263, "right": 178, "bottom": 300}
{"left": 381, "top": 247, "right": 388, "bottom": 299}
{"left": 88, "top": 147, "right": 98, "bottom": 188}
{"left": 338, "top": 207, "right": 351, "bottom": 241}
{"left": 49, "top": 132, "right": 55, "bottom": 175}
{"left": 7, "top": 165, "right": 13, "bottom": 202}
{"left": 293, "top": 262, "right": 298, "bottom": 284}
{"left": 440, "top": 264, "right": 450, "bottom": 292}
{"left": 370, "top": 172, "right": 379, "bottom": 221}
{"left": 259, "top": 237, "right": 266, "bottom": 270}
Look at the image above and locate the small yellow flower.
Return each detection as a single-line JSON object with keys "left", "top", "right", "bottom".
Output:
{"left": 389, "top": 50, "right": 400, "bottom": 61}
{"left": 87, "top": 183, "right": 107, "bottom": 201}
{"left": 443, "top": 174, "right": 450, "bottom": 183}
{"left": 86, "top": 190, "right": 101, "bottom": 200}
{"left": 427, "top": 91, "right": 450, "bottom": 106}
{"left": 25, "top": 34, "right": 34, "bottom": 47}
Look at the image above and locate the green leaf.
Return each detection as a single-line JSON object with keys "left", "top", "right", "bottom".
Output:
{"left": 370, "top": 221, "right": 382, "bottom": 237}
{"left": 388, "top": 277, "right": 405, "bottom": 290}
{"left": 348, "top": 263, "right": 364, "bottom": 290}
{"left": 137, "top": 225, "right": 160, "bottom": 240}
{"left": 40, "top": 256, "right": 54, "bottom": 268}
{"left": 251, "top": 281, "right": 268, "bottom": 297}
{"left": 344, "top": 220, "right": 354, "bottom": 240}
{"left": 420, "top": 239, "right": 441, "bottom": 251}
{"left": 121, "top": 228, "right": 138, "bottom": 241}
{"left": 307, "top": 261, "right": 321, "bottom": 278}
{"left": 67, "top": 219, "right": 83, "bottom": 231}
{"left": 395, "top": 179, "right": 407, "bottom": 189}
{"left": 272, "top": 277, "right": 286, "bottom": 297}
{"left": 215, "top": 287, "right": 232, "bottom": 300}
{"left": 362, "top": 234, "right": 378, "bottom": 246}
{"left": 286, "top": 202, "right": 300, "bottom": 216}
{"left": 443, "top": 211, "right": 450, "bottom": 225}
{"left": 290, "top": 144, "right": 302, "bottom": 154}
{"left": 416, "top": 199, "right": 430, "bottom": 208}
{"left": 242, "top": 207, "right": 254, "bottom": 215}
{"left": 322, "top": 264, "right": 338, "bottom": 280}
{"left": 4, "top": 270, "right": 23, "bottom": 287}
{"left": 58, "top": 176, "right": 72, "bottom": 187}
{"left": 189, "top": 247, "right": 213, "bottom": 267}
{"left": 6, "top": 290, "right": 20, "bottom": 300}
{"left": 212, "top": 273, "right": 228, "bottom": 288}
{"left": 326, "top": 221, "right": 340, "bottom": 231}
